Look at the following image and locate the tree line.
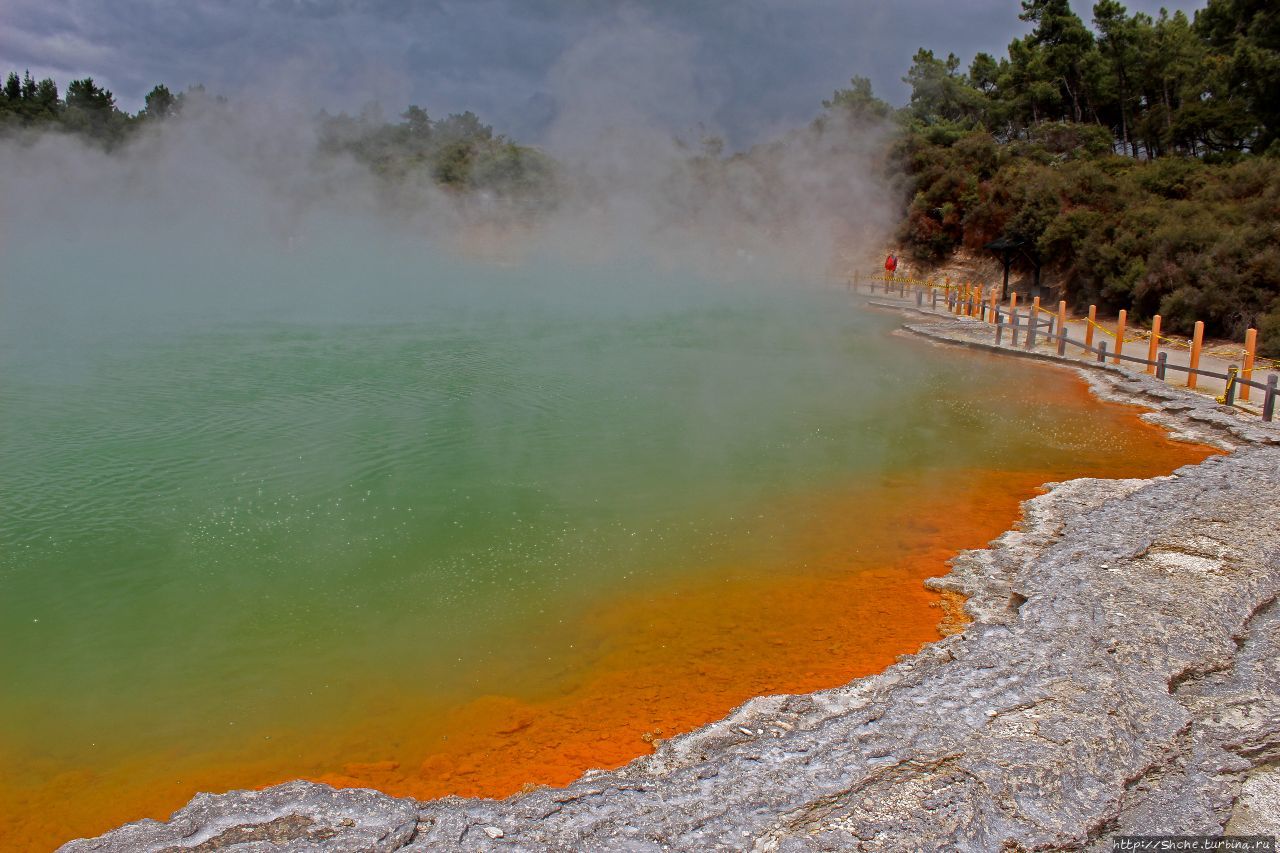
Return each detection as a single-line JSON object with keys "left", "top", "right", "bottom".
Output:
{"left": 900, "top": 0, "right": 1277, "bottom": 158}
{"left": 0, "top": 73, "right": 556, "bottom": 202}
{"left": 314, "top": 105, "right": 556, "bottom": 201}
{"left": 824, "top": 0, "right": 1279, "bottom": 353}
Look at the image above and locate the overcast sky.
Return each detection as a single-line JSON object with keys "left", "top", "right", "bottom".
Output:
{"left": 0, "top": 0, "right": 1205, "bottom": 149}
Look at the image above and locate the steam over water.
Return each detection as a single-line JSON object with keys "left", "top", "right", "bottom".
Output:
{"left": 3, "top": 227, "right": 925, "bottom": 726}
{"left": 0, "top": 196, "right": 1213, "bottom": 851}
{"left": 5, "top": 231, "right": 886, "bottom": 713}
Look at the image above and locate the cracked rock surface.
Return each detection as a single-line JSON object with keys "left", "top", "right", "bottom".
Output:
{"left": 62, "top": 314, "right": 1280, "bottom": 852}
{"left": 60, "top": 781, "right": 418, "bottom": 852}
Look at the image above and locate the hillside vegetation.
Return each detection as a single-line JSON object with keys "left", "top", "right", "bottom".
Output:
{"left": 831, "top": 0, "right": 1279, "bottom": 351}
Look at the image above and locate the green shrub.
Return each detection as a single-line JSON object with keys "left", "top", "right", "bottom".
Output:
{"left": 895, "top": 122, "right": 1279, "bottom": 345}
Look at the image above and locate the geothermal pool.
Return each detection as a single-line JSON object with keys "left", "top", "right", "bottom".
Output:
{"left": 0, "top": 234, "right": 1211, "bottom": 850}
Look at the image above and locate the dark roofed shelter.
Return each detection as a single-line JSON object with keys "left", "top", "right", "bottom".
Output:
{"left": 985, "top": 236, "right": 1041, "bottom": 301}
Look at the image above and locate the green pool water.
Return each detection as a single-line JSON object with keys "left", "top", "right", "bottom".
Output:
{"left": 0, "top": 224, "right": 1192, "bottom": 835}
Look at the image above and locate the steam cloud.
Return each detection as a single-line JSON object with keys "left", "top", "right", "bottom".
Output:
{"left": 0, "top": 11, "right": 896, "bottom": 332}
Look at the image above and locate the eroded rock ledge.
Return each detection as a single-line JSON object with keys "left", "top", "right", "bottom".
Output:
{"left": 63, "top": 319, "right": 1280, "bottom": 852}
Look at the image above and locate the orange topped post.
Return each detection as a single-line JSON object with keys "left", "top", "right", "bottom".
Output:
{"left": 1085, "top": 305, "right": 1096, "bottom": 350}
{"left": 1146, "top": 315, "right": 1161, "bottom": 374}
{"left": 1057, "top": 300, "right": 1067, "bottom": 340}
{"left": 1241, "top": 327, "right": 1257, "bottom": 402}
{"left": 1009, "top": 292, "right": 1019, "bottom": 346}
{"left": 989, "top": 287, "right": 999, "bottom": 323}
{"left": 1188, "top": 320, "right": 1205, "bottom": 389}
{"left": 1113, "top": 310, "right": 1127, "bottom": 363}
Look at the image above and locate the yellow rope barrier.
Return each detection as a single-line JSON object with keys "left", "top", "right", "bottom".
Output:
{"left": 1085, "top": 316, "right": 1118, "bottom": 338}
{"left": 867, "top": 273, "right": 965, "bottom": 293}
{"left": 1084, "top": 315, "right": 1150, "bottom": 345}
{"left": 1147, "top": 330, "right": 1192, "bottom": 350}
{"left": 1064, "top": 312, "right": 1264, "bottom": 372}
{"left": 1216, "top": 367, "right": 1239, "bottom": 405}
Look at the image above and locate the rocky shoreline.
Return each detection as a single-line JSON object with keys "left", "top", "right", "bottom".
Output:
{"left": 63, "top": 306, "right": 1280, "bottom": 852}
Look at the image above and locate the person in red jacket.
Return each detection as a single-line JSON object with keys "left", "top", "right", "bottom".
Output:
{"left": 885, "top": 253, "right": 898, "bottom": 274}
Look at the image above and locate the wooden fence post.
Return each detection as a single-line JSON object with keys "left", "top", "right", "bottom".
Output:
{"left": 989, "top": 288, "right": 999, "bottom": 324}
{"left": 1010, "top": 294, "right": 1019, "bottom": 346}
{"left": 1028, "top": 296, "right": 1040, "bottom": 349}
{"left": 1113, "top": 309, "right": 1127, "bottom": 364}
{"left": 995, "top": 313, "right": 1004, "bottom": 346}
{"left": 1241, "top": 328, "right": 1257, "bottom": 402}
{"left": 1057, "top": 300, "right": 1067, "bottom": 343}
{"left": 1098, "top": 340, "right": 1108, "bottom": 363}
{"left": 1264, "top": 374, "right": 1277, "bottom": 422}
{"left": 1146, "top": 315, "right": 1161, "bottom": 375}
{"left": 1188, "top": 321, "right": 1205, "bottom": 390}
{"left": 1085, "top": 304, "right": 1096, "bottom": 350}
{"left": 1156, "top": 351, "right": 1167, "bottom": 380}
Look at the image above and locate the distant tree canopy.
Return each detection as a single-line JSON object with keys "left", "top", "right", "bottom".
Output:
{"left": 0, "top": 70, "right": 65, "bottom": 128}
{"left": 877, "top": 0, "right": 1279, "bottom": 157}
{"left": 0, "top": 73, "right": 227, "bottom": 142}
{"left": 871, "top": 0, "right": 1280, "bottom": 354}
{"left": 314, "top": 105, "right": 556, "bottom": 201}
{"left": 0, "top": 72, "right": 557, "bottom": 205}
{"left": 819, "top": 75, "right": 894, "bottom": 127}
